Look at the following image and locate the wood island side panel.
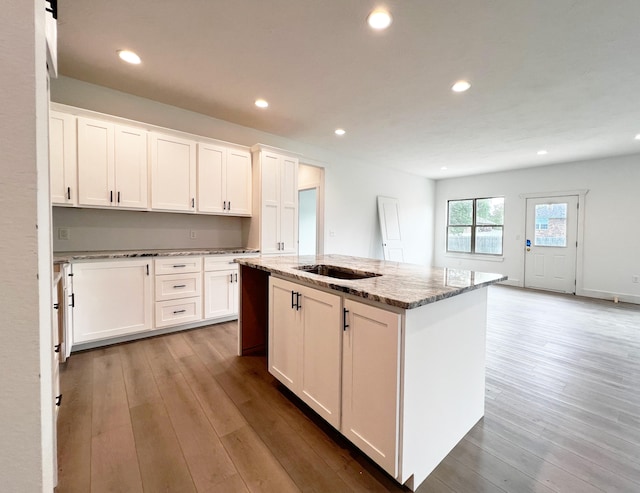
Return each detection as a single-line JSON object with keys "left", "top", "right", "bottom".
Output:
{"left": 239, "top": 265, "right": 269, "bottom": 355}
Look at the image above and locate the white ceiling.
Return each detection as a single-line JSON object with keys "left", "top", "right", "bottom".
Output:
{"left": 56, "top": 0, "right": 640, "bottom": 179}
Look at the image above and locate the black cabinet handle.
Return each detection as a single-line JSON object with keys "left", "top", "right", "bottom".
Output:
{"left": 146, "top": 264, "right": 149, "bottom": 276}
{"left": 67, "top": 186, "right": 71, "bottom": 200}
{"left": 295, "top": 292, "right": 301, "bottom": 311}
{"left": 110, "top": 190, "right": 113, "bottom": 203}
{"left": 54, "top": 344, "right": 61, "bottom": 353}
{"left": 343, "top": 308, "right": 349, "bottom": 331}
{"left": 117, "top": 191, "right": 121, "bottom": 203}
{"left": 230, "top": 273, "right": 233, "bottom": 283}
{"left": 291, "top": 290, "right": 296, "bottom": 309}
{"left": 223, "top": 201, "right": 227, "bottom": 210}
{"left": 53, "top": 303, "right": 59, "bottom": 310}
{"left": 192, "top": 197, "right": 195, "bottom": 208}
{"left": 55, "top": 394, "right": 62, "bottom": 407}
{"left": 173, "top": 264, "right": 186, "bottom": 268}
{"left": 173, "top": 284, "right": 186, "bottom": 288}
{"left": 69, "top": 292, "right": 75, "bottom": 308}
{"left": 228, "top": 201, "right": 231, "bottom": 211}
{"left": 234, "top": 273, "right": 238, "bottom": 283}
{"left": 173, "top": 309, "right": 186, "bottom": 314}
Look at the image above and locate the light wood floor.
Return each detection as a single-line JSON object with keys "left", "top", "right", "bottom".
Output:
{"left": 56, "top": 286, "right": 640, "bottom": 492}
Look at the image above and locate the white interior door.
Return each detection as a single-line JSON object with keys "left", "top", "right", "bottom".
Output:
{"left": 524, "top": 196, "right": 578, "bottom": 293}
{"left": 377, "top": 196, "right": 404, "bottom": 261}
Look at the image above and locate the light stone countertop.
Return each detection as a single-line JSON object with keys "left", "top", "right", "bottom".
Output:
{"left": 236, "top": 254, "right": 507, "bottom": 309}
{"left": 53, "top": 247, "right": 259, "bottom": 264}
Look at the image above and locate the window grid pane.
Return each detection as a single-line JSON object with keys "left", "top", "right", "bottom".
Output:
{"left": 446, "top": 197, "right": 504, "bottom": 255}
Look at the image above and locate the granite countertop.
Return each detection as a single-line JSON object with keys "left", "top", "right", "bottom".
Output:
{"left": 236, "top": 254, "right": 507, "bottom": 309}
{"left": 54, "top": 247, "right": 259, "bottom": 263}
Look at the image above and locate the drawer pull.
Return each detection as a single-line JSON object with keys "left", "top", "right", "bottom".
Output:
{"left": 173, "top": 284, "right": 187, "bottom": 288}
{"left": 173, "top": 309, "right": 187, "bottom": 314}
{"left": 173, "top": 264, "right": 186, "bottom": 268}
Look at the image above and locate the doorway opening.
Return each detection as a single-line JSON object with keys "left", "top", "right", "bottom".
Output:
{"left": 298, "top": 164, "right": 324, "bottom": 256}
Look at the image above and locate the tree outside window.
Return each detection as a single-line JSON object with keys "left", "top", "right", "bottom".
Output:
{"left": 447, "top": 197, "right": 504, "bottom": 255}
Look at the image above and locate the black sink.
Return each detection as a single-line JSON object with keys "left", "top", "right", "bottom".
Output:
{"left": 294, "top": 264, "right": 381, "bottom": 280}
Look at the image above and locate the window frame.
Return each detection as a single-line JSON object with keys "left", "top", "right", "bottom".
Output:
{"left": 446, "top": 197, "right": 504, "bottom": 256}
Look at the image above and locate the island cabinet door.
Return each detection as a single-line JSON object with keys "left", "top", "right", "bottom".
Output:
{"left": 269, "top": 277, "right": 301, "bottom": 390}
{"left": 299, "top": 286, "right": 342, "bottom": 429}
{"left": 342, "top": 299, "right": 402, "bottom": 478}
{"left": 269, "top": 277, "right": 342, "bottom": 428}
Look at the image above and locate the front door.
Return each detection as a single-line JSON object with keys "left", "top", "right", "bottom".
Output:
{"left": 524, "top": 196, "right": 578, "bottom": 293}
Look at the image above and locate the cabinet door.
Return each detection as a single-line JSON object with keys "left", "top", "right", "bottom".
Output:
{"left": 150, "top": 132, "right": 196, "bottom": 212}
{"left": 261, "top": 152, "right": 281, "bottom": 254}
{"left": 114, "top": 124, "right": 148, "bottom": 209}
{"left": 197, "top": 142, "right": 225, "bottom": 213}
{"left": 78, "top": 117, "right": 115, "bottom": 207}
{"left": 49, "top": 111, "right": 77, "bottom": 206}
{"left": 226, "top": 149, "right": 252, "bottom": 215}
{"left": 342, "top": 299, "right": 401, "bottom": 477}
{"left": 203, "top": 269, "right": 235, "bottom": 319}
{"left": 279, "top": 156, "right": 299, "bottom": 254}
{"left": 268, "top": 277, "right": 300, "bottom": 390}
{"left": 299, "top": 286, "right": 342, "bottom": 428}
{"left": 72, "top": 260, "right": 153, "bottom": 344}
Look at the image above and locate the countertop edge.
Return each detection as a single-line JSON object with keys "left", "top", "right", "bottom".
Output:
{"left": 54, "top": 248, "right": 260, "bottom": 263}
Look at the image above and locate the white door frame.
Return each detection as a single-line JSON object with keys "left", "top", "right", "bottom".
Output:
{"left": 519, "top": 190, "right": 588, "bottom": 295}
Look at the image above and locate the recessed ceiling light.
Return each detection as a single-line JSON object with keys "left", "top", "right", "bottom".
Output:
{"left": 335, "top": 128, "right": 346, "bottom": 136}
{"left": 441, "top": 166, "right": 448, "bottom": 170}
{"left": 537, "top": 150, "right": 548, "bottom": 155}
{"left": 255, "top": 99, "right": 269, "bottom": 108}
{"left": 635, "top": 134, "right": 640, "bottom": 140}
{"left": 117, "top": 50, "right": 141, "bottom": 65}
{"left": 451, "top": 80, "right": 471, "bottom": 93}
{"left": 367, "top": 9, "right": 392, "bottom": 30}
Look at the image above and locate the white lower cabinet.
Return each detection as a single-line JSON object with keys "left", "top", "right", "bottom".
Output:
{"left": 268, "top": 276, "right": 401, "bottom": 476}
{"left": 269, "top": 277, "right": 342, "bottom": 428}
{"left": 154, "top": 257, "right": 203, "bottom": 328}
{"left": 203, "top": 269, "right": 237, "bottom": 319}
{"left": 342, "top": 298, "right": 401, "bottom": 477}
{"left": 72, "top": 259, "right": 153, "bottom": 344}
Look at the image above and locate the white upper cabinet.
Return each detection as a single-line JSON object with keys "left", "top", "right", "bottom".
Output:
{"left": 114, "top": 125, "right": 148, "bottom": 209}
{"left": 49, "top": 111, "right": 77, "bottom": 206}
{"left": 197, "top": 143, "right": 251, "bottom": 216}
{"left": 225, "top": 148, "right": 252, "bottom": 215}
{"left": 151, "top": 132, "right": 197, "bottom": 212}
{"left": 77, "top": 117, "right": 148, "bottom": 209}
{"left": 250, "top": 146, "right": 299, "bottom": 254}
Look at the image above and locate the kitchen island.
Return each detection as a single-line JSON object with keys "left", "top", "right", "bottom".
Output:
{"left": 236, "top": 254, "right": 506, "bottom": 491}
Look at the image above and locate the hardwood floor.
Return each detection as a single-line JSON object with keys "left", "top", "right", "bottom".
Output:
{"left": 56, "top": 286, "right": 640, "bottom": 492}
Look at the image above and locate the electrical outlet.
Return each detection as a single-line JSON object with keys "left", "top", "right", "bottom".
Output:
{"left": 632, "top": 275, "right": 639, "bottom": 284}
{"left": 190, "top": 229, "right": 197, "bottom": 239}
{"left": 58, "top": 228, "right": 70, "bottom": 241}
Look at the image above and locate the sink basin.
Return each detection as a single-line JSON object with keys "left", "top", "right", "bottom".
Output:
{"left": 294, "top": 264, "right": 381, "bottom": 280}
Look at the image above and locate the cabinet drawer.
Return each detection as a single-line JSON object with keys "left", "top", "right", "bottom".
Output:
{"left": 204, "top": 253, "right": 257, "bottom": 271}
{"left": 204, "top": 256, "right": 239, "bottom": 272}
{"left": 155, "top": 297, "right": 202, "bottom": 328}
{"left": 155, "top": 273, "right": 201, "bottom": 301}
{"left": 155, "top": 256, "right": 202, "bottom": 275}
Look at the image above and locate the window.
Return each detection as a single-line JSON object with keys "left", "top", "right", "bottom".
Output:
{"left": 447, "top": 197, "right": 504, "bottom": 255}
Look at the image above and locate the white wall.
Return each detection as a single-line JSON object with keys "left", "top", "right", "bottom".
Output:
{"left": 434, "top": 154, "right": 640, "bottom": 303}
{"left": 0, "top": 1, "right": 54, "bottom": 490}
{"left": 51, "top": 77, "right": 435, "bottom": 265}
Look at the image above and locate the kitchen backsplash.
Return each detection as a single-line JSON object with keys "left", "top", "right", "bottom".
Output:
{"left": 53, "top": 207, "right": 248, "bottom": 252}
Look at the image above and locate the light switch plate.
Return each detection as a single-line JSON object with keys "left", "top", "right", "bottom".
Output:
{"left": 58, "top": 228, "right": 70, "bottom": 240}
